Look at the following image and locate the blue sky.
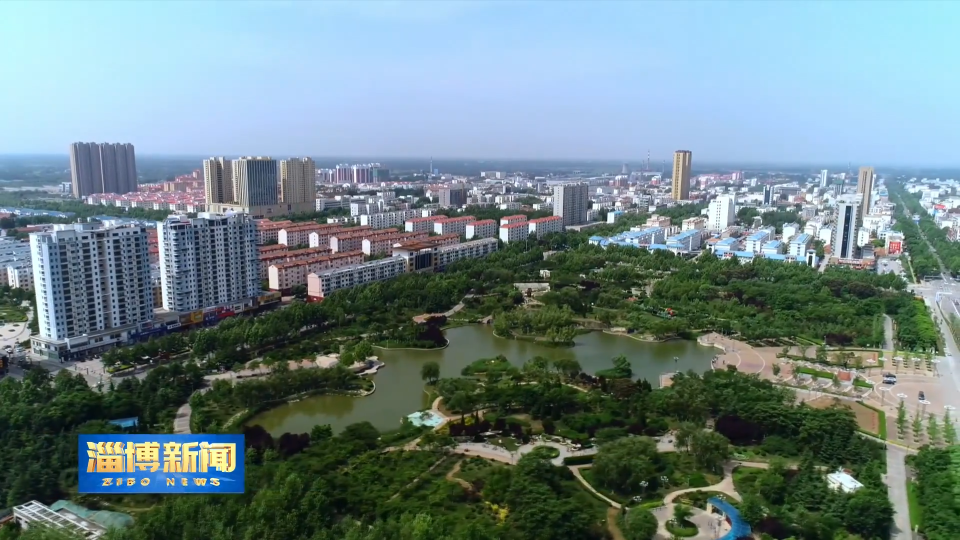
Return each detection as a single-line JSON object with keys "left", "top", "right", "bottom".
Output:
{"left": 1, "top": 1, "right": 957, "bottom": 165}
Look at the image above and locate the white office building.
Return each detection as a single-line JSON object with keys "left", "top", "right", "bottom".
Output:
{"left": 781, "top": 222, "right": 800, "bottom": 242}
{"left": 788, "top": 234, "right": 813, "bottom": 257}
{"left": 7, "top": 265, "right": 33, "bottom": 290}
{"left": 30, "top": 222, "right": 153, "bottom": 360}
{"left": 744, "top": 227, "right": 775, "bottom": 253}
{"left": 820, "top": 169, "right": 829, "bottom": 188}
{"left": 360, "top": 209, "right": 427, "bottom": 229}
{"left": 708, "top": 195, "right": 736, "bottom": 231}
{"left": 158, "top": 213, "right": 259, "bottom": 313}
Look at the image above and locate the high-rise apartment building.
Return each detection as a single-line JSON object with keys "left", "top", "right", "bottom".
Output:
{"left": 439, "top": 185, "right": 468, "bottom": 208}
{"left": 762, "top": 185, "right": 774, "bottom": 206}
{"left": 671, "top": 150, "right": 692, "bottom": 201}
{"left": 856, "top": 167, "right": 875, "bottom": 222}
{"left": 30, "top": 222, "right": 153, "bottom": 360}
{"left": 233, "top": 157, "right": 278, "bottom": 208}
{"left": 203, "top": 157, "right": 234, "bottom": 205}
{"left": 708, "top": 195, "right": 736, "bottom": 231}
{"left": 279, "top": 157, "right": 317, "bottom": 206}
{"left": 834, "top": 200, "right": 861, "bottom": 260}
{"left": 553, "top": 182, "right": 589, "bottom": 226}
{"left": 819, "top": 169, "right": 829, "bottom": 188}
{"left": 69, "top": 142, "right": 138, "bottom": 198}
{"left": 158, "top": 213, "right": 259, "bottom": 313}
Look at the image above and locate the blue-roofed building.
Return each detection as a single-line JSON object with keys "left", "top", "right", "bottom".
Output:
{"left": 761, "top": 240, "right": 783, "bottom": 255}
{"left": 708, "top": 497, "right": 751, "bottom": 540}
{"left": 0, "top": 207, "right": 75, "bottom": 218}
{"left": 744, "top": 227, "right": 775, "bottom": 253}
{"left": 712, "top": 237, "right": 740, "bottom": 254}
{"left": 590, "top": 227, "right": 666, "bottom": 250}
{"left": 788, "top": 233, "right": 813, "bottom": 257}
{"left": 665, "top": 229, "right": 703, "bottom": 252}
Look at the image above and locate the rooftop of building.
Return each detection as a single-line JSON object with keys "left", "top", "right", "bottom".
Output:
{"left": 746, "top": 230, "right": 772, "bottom": 241}
{"left": 667, "top": 229, "right": 700, "bottom": 240}
{"left": 500, "top": 222, "right": 529, "bottom": 229}
{"left": 502, "top": 214, "right": 528, "bottom": 221}
{"left": 529, "top": 216, "right": 562, "bottom": 223}
{"left": 435, "top": 215, "right": 476, "bottom": 223}
{"left": 468, "top": 219, "right": 497, "bottom": 225}
{"left": 407, "top": 216, "right": 443, "bottom": 223}
{"left": 270, "top": 250, "right": 363, "bottom": 270}
{"left": 790, "top": 234, "right": 812, "bottom": 244}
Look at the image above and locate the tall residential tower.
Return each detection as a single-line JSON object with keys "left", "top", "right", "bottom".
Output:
{"left": 279, "top": 157, "right": 317, "bottom": 206}
{"left": 158, "top": 213, "right": 259, "bottom": 313}
{"left": 857, "top": 166, "right": 875, "bottom": 222}
{"left": 69, "top": 142, "right": 138, "bottom": 198}
{"left": 671, "top": 150, "right": 692, "bottom": 201}
{"left": 203, "top": 157, "right": 234, "bottom": 205}
{"left": 30, "top": 222, "right": 153, "bottom": 360}
{"left": 553, "top": 182, "right": 590, "bottom": 226}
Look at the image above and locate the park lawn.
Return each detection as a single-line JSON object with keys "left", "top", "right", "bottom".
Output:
{"left": 488, "top": 436, "right": 521, "bottom": 452}
{"left": 0, "top": 305, "right": 27, "bottom": 322}
{"left": 805, "top": 397, "right": 883, "bottom": 439}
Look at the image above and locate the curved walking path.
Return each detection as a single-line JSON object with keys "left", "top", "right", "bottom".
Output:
{"left": 445, "top": 459, "right": 472, "bottom": 491}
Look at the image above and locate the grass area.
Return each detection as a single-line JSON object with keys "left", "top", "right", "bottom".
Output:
{"left": 488, "top": 436, "right": 521, "bottom": 452}
{"left": 732, "top": 466, "right": 766, "bottom": 494}
{"left": 666, "top": 520, "right": 699, "bottom": 537}
{"left": 455, "top": 457, "right": 506, "bottom": 485}
{"left": 0, "top": 305, "right": 27, "bottom": 323}
{"left": 907, "top": 481, "right": 922, "bottom": 532}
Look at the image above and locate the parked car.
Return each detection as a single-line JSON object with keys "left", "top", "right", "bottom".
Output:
{"left": 919, "top": 391, "right": 926, "bottom": 401}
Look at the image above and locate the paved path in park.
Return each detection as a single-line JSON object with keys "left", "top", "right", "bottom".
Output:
{"left": 885, "top": 445, "right": 913, "bottom": 540}
{"left": 652, "top": 462, "right": 741, "bottom": 540}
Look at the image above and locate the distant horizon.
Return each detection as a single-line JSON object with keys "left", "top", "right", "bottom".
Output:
{"left": 1, "top": 153, "right": 956, "bottom": 173}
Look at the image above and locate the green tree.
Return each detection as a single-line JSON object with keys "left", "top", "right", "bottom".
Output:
{"left": 944, "top": 409, "right": 957, "bottom": 444}
{"left": 310, "top": 424, "right": 333, "bottom": 443}
{"left": 896, "top": 400, "right": 907, "bottom": 437}
{"left": 619, "top": 507, "right": 658, "bottom": 540}
{"left": 927, "top": 413, "right": 941, "bottom": 445}
{"left": 420, "top": 361, "right": 440, "bottom": 385}
{"left": 592, "top": 437, "right": 660, "bottom": 494}
{"left": 912, "top": 410, "right": 923, "bottom": 441}
{"left": 688, "top": 430, "right": 730, "bottom": 474}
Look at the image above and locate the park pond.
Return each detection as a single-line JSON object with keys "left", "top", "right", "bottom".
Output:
{"left": 249, "top": 324, "right": 716, "bottom": 435}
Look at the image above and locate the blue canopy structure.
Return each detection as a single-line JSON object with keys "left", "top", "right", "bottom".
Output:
{"left": 108, "top": 417, "right": 139, "bottom": 429}
{"left": 708, "top": 497, "right": 752, "bottom": 540}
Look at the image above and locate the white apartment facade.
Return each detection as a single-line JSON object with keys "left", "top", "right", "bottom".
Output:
{"left": 361, "top": 209, "right": 430, "bottom": 229}
{"left": 30, "top": 222, "right": 154, "bottom": 360}
{"left": 436, "top": 238, "right": 499, "bottom": 268}
{"left": 528, "top": 216, "right": 563, "bottom": 238}
{"left": 158, "top": 213, "right": 259, "bottom": 313}
{"left": 708, "top": 195, "right": 735, "bottom": 231}
{"left": 307, "top": 257, "right": 407, "bottom": 299}
{"left": 268, "top": 251, "right": 364, "bottom": 291}
{"left": 499, "top": 222, "right": 530, "bottom": 243}
{"left": 7, "top": 265, "right": 33, "bottom": 290}
{"left": 433, "top": 216, "right": 475, "bottom": 236}
{"left": 405, "top": 216, "right": 443, "bottom": 233}
{"left": 465, "top": 220, "right": 497, "bottom": 239}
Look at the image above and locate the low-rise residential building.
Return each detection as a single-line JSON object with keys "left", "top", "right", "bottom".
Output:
{"left": 278, "top": 223, "right": 341, "bottom": 247}
{"left": 330, "top": 228, "right": 397, "bottom": 253}
{"left": 788, "top": 234, "right": 812, "bottom": 257}
{"left": 782, "top": 222, "right": 801, "bottom": 242}
{"left": 259, "top": 246, "right": 332, "bottom": 280}
{"left": 360, "top": 209, "right": 429, "bottom": 229}
{"left": 712, "top": 237, "right": 740, "bottom": 254}
{"left": 499, "top": 221, "right": 530, "bottom": 243}
{"left": 433, "top": 215, "right": 476, "bottom": 236}
{"left": 465, "top": 219, "right": 498, "bottom": 239}
{"left": 7, "top": 265, "right": 33, "bottom": 290}
{"left": 437, "top": 238, "right": 498, "bottom": 268}
{"left": 362, "top": 231, "right": 428, "bottom": 256}
{"left": 528, "top": 216, "right": 563, "bottom": 238}
{"left": 405, "top": 215, "right": 444, "bottom": 233}
{"left": 500, "top": 215, "right": 528, "bottom": 226}
{"left": 268, "top": 251, "right": 363, "bottom": 291}
{"left": 682, "top": 217, "right": 707, "bottom": 231}
{"left": 307, "top": 257, "right": 408, "bottom": 299}
{"left": 645, "top": 214, "right": 672, "bottom": 228}
{"left": 255, "top": 219, "right": 294, "bottom": 245}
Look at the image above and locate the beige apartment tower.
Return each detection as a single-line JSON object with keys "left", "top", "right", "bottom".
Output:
{"left": 856, "top": 166, "right": 875, "bottom": 222}
{"left": 672, "top": 150, "right": 692, "bottom": 201}
{"left": 279, "top": 157, "right": 317, "bottom": 205}
{"left": 203, "top": 157, "right": 234, "bottom": 205}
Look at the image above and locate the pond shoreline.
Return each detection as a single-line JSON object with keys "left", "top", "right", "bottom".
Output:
{"left": 247, "top": 325, "right": 716, "bottom": 436}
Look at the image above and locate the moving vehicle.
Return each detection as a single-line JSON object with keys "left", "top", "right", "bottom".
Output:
{"left": 882, "top": 373, "right": 897, "bottom": 384}
{"left": 919, "top": 391, "right": 926, "bottom": 401}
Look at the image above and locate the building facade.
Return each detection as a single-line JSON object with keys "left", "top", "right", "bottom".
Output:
{"left": 465, "top": 219, "right": 497, "bottom": 239}
{"left": 553, "top": 183, "right": 589, "bottom": 226}
{"left": 439, "top": 186, "right": 468, "bottom": 208}
{"left": 433, "top": 216, "right": 475, "bottom": 236}
{"left": 69, "top": 142, "right": 138, "bottom": 198}
{"left": 203, "top": 157, "right": 234, "bottom": 205}
{"left": 857, "top": 166, "right": 875, "bottom": 223}
{"left": 528, "top": 216, "right": 563, "bottom": 238}
{"left": 158, "top": 213, "right": 259, "bottom": 313}
{"left": 671, "top": 150, "right": 692, "bottom": 201}
{"left": 279, "top": 157, "right": 317, "bottom": 207}
{"left": 307, "top": 257, "right": 408, "bottom": 299}
{"left": 499, "top": 222, "right": 530, "bottom": 243}
{"left": 708, "top": 195, "right": 735, "bottom": 231}
{"left": 30, "top": 222, "right": 153, "bottom": 360}
{"left": 834, "top": 201, "right": 861, "bottom": 260}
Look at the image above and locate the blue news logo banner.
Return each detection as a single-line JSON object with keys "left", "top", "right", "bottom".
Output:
{"left": 79, "top": 434, "right": 244, "bottom": 494}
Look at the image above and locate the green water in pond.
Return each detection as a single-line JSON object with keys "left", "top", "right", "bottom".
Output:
{"left": 250, "top": 325, "right": 716, "bottom": 435}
